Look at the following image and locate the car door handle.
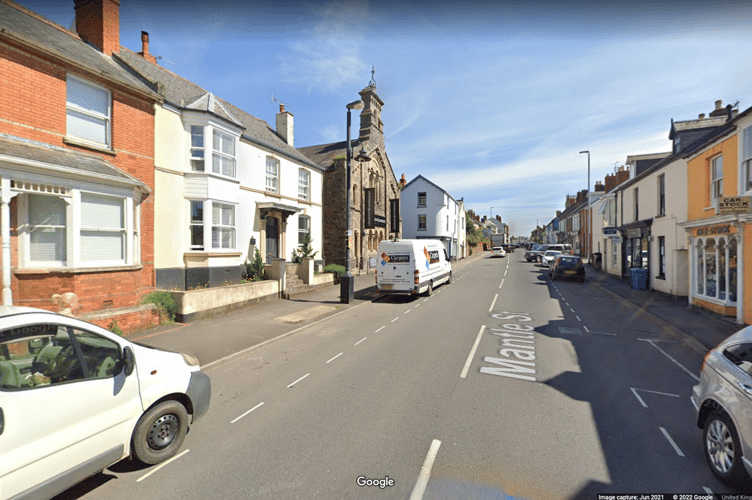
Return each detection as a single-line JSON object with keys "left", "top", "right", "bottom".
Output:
{"left": 737, "top": 382, "right": 752, "bottom": 396}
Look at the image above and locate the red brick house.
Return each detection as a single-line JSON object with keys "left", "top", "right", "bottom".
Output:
{"left": 0, "top": 0, "right": 161, "bottom": 331}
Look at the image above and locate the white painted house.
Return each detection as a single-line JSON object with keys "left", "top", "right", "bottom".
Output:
{"left": 401, "top": 175, "right": 465, "bottom": 260}
{"left": 118, "top": 42, "right": 326, "bottom": 290}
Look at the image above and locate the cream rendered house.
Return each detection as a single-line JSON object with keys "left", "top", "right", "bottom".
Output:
{"left": 118, "top": 42, "right": 325, "bottom": 290}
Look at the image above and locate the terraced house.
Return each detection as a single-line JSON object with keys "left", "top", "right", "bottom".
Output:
{"left": 0, "top": 0, "right": 160, "bottom": 331}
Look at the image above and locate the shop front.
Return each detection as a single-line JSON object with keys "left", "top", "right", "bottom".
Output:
{"left": 683, "top": 217, "right": 745, "bottom": 323}
{"left": 618, "top": 220, "right": 652, "bottom": 283}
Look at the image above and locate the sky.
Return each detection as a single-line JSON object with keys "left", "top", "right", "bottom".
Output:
{"left": 16, "top": 0, "right": 752, "bottom": 237}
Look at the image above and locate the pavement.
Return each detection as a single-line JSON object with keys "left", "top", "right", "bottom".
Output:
{"left": 126, "top": 250, "right": 744, "bottom": 367}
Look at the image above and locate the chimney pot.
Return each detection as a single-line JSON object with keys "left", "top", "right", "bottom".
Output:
{"left": 279, "top": 104, "right": 285, "bottom": 113}
{"left": 699, "top": 113, "right": 705, "bottom": 119}
{"left": 716, "top": 99, "right": 723, "bottom": 110}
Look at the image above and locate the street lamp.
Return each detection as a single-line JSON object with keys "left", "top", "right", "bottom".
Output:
{"left": 341, "top": 99, "right": 370, "bottom": 304}
{"left": 579, "top": 150, "right": 590, "bottom": 263}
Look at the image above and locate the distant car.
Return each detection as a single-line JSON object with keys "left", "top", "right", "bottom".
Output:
{"left": 549, "top": 255, "right": 586, "bottom": 282}
{"left": 0, "top": 306, "right": 211, "bottom": 499}
{"left": 491, "top": 246, "right": 506, "bottom": 258}
{"left": 692, "top": 326, "right": 752, "bottom": 485}
{"left": 541, "top": 250, "right": 563, "bottom": 268}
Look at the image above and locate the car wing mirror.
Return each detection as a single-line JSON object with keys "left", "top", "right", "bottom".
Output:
{"left": 122, "top": 346, "right": 135, "bottom": 376}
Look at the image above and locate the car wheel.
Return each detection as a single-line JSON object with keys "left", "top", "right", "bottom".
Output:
{"left": 132, "top": 400, "right": 189, "bottom": 465}
{"left": 703, "top": 410, "right": 750, "bottom": 485}
{"left": 425, "top": 281, "right": 433, "bottom": 296}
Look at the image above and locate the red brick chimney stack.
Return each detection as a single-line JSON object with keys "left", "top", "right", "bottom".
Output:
{"left": 74, "top": 0, "right": 121, "bottom": 56}
{"left": 399, "top": 174, "right": 406, "bottom": 187}
{"left": 138, "top": 31, "right": 157, "bottom": 63}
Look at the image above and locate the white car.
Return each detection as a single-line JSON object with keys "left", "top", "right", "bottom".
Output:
{"left": 0, "top": 306, "right": 211, "bottom": 500}
{"left": 491, "top": 246, "right": 507, "bottom": 258}
{"left": 542, "top": 250, "right": 563, "bottom": 268}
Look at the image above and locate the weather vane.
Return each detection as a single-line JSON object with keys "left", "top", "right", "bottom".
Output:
{"left": 369, "top": 66, "right": 376, "bottom": 87}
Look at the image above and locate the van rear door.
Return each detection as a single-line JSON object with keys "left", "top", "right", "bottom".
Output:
{"left": 377, "top": 243, "right": 414, "bottom": 292}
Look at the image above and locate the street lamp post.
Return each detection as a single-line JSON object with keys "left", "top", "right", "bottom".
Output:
{"left": 341, "top": 99, "right": 369, "bottom": 304}
{"left": 579, "top": 150, "right": 590, "bottom": 263}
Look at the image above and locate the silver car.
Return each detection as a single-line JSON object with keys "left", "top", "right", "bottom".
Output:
{"left": 542, "top": 250, "right": 562, "bottom": 269}
{"left": 691, "top": 326, "right": 752, "bottom": 485}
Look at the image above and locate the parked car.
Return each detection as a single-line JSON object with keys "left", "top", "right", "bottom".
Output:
{"left": 692, "top": 326, "right": 752, "bottom": 486}
{"left": 0, "top": 306, "right": 211, "bottom": 500}
{"left": 549, "top": 255, "right": 586, "bottom": 282}
{"left": 541, "top": 250, "right": 563, "bottom": 268}
{"left": 491, "top": 246, "right": 507, "bottom": 258}
{"left": 525, "top": 244, "right": 545, "bottom": 262}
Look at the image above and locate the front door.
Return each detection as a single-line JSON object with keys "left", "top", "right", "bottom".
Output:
{"left": 265, "top": 216, "right": 278, "bottom": 264}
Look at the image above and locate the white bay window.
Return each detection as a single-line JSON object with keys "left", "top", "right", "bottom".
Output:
{"left": 28, "top": 194, "right": 66, "bottom": 264}
{"left": 212, "top": 202, "right": 235, "bottom": 249}
{"left": 80, "top": 193, "right": 125, "bottom": 264}
{"left": 212, "top": 130, "right": 235, "bottom": 177}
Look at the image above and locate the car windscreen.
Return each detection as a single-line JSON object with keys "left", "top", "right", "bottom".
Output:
{"left": 557, "top": 258, "right": 582, "bottom": 269}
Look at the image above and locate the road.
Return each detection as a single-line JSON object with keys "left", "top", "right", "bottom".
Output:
{"left": 56, "top": 253, "right": 747, "bottom": 499}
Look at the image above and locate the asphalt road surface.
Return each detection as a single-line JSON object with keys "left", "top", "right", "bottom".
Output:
{"left": 55, "top": 254, "right": 748, "bottom": 499}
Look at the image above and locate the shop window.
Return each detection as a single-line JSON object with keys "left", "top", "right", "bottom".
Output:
{"left": 696, "top": 241, "right": 704, "bottom": 295}
{"left": 718, "top": 239, "right": 726, "bottom": 300}
{"left": 729, "top": 239, "right": 738, "bottom": 303}
{"left": 705, "top": 239, "right": 716, "bottom": 298}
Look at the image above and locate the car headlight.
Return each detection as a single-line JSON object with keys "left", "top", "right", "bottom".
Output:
{"left": 181, "top": 352, "right": 200, "bottom": 367}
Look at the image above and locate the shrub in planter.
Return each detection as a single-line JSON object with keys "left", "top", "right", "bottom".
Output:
{"left": 324, "top": 264, "right": 346, "bottom": 280}
{"left": 140, "top": 291, "right": 177, "bottom": 323}
{"left": 243, "top": 248, "right": 265, "bottom": 282}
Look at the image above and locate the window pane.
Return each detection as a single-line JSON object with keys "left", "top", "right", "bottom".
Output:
{"left": 191, "top": 126, "right": 203, "bottom": 147}
{"left": 70, "top": 328, "right": 121, "bottom": 379}
{"left": 81, "top": 194, "right": 124, "bottom": 229}
{"left": 191, "top": 201, "right": 203, "bottom": 223}
{"left": 30, "top": 228, "right": 66, "bottom": 262}
{"left": 66, "top": 110, "right": 107, "bottom": 145}
{"left": 719, "top": 240, "right": 726, "bottom": 300}
{"left": 190, "top": 225, "right": 203, "bottom": 248}
{"left": 29, "top": 195, "right": 65, "bottom": 226}
{"left": 730, "top": 239, "right": 738, "bottom": 302}
{"left": 705, "top": 239, "right": 716, "bottom": 298}
{"left": 697, "top": 243, "right": 704, "bottom": 294}
{"left": 723, "top": 343, "right": 752, "bottom": 376}
{"left": 222, "top": 134, "right": 234, "bottom": 155}
{"left": 67, "top": 77, "right": 108, "bottom": 115}
{"left": 81, "top": 231, "right": 124, "bottom": 261}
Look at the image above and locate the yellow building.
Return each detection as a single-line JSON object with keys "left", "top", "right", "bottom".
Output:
{"left": 682, "top": 105, "right": 752, "bottom": 324}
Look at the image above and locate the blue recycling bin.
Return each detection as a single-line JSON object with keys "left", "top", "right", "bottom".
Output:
{"left": 630, "top": 268, "right": 648, "bottom": 290}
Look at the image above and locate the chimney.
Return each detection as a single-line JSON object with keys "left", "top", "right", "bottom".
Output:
{"left": 698, "top": 113, "right": 705, "bottom": 119}
{"left": 275, "top": 104, "right": 294, "bottom": 146}
{"left": 709, "top": 99, "right": 727, "bottom": 117}
{"left": 595, "top": 181, "right": 605, "bottom": 192}
{"left": 138, "top": 31, "right": 157, "bottom": 63}
{"left": 496, "top": 215, "right": 501, "bottom": 222}
{"left": 556, "top": 210, "right": 561, "bottom": 217}
{"left": 74, "top": 0, "right": 120, "bottom": 56}
{"left": 399, "top": 174, "right": 406, "bottom": 187}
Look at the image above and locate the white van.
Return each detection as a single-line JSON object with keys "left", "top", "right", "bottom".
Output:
{"left": 0, "top": 306, "right": 211, "bottom": 500}
{"left": 376, "top": 239, "right": 452, "bottom": 296}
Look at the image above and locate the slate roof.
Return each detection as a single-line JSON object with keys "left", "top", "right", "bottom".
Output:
{"left": 297, "top": 141, "right": 349, "bottom": 171}
{"left": 115, "top": 48, "right": 323, "bottom": 171}
{"left": 0, "top": 133, "right": 148, "bottom": 190}
{"left": 0, "top": 0, "right": 158, "bottom": 99}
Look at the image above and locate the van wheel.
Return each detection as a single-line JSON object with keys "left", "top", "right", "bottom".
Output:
{"left": 132, "top": 400, "right": 189, "bottom": 465}
{"left": 425, "top": 281, "right": 433, "bottom": 296}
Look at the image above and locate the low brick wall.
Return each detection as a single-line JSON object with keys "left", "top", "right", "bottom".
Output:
{"left": 167, "top": 279, "right": 280, "bottom": 322}
{"left": 81, "top": 303, "right": 160, "bottom": 334}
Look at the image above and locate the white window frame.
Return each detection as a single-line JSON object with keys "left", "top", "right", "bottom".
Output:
{"left": 79, "top": 192, "right": 127, "bottom": 266}
{"left": 266, "top": 157, "right": 280, "bottom": 193}
{"left": 418, "top": 192, "right": 426, "bottom": 207}
{"left": 190, "top": 125, "right": 205, "bottom": 172}
{"left": 189, "top": 200, "right": 204, "bottom": 250}
{"left": 418, "top": 214, "right": 427, "bottom": 231}
{"left": 26, "top": 193, "right": 68, "bottom": 267}
{"left": 298, "top": 215, "right": 310, "bottom": 246}
{"left": 66, "top": 75, "right": 111, "bottom": 148}
{"left": 298, "top": 169, "right": 310, "bottom": 201}
{"left": 711, "top": 155, "right": 723, "bottom": 204}
{"left": 212, "top": 129, "right": 236, "bottom": 178}
{"left": 743, "top": 126, "right": 752, "bottom": 193}
{"left": 212, "top": 202, "right": 235, "bottom": 250}
{"left": 693, "top": 235, "right": 738, "bottom": 305}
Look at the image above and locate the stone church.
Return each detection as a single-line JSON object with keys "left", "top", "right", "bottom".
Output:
{"left": 299, "top": 81, "right": 401, "bottom": 273}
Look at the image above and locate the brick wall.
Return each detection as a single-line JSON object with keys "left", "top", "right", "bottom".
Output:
{"left": 1, "top": 34, "right": 156, "bottom": 325}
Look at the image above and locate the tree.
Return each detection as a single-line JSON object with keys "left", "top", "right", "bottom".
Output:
{"left": 465, "top": 211, "right": 485, "bottom": 245}
{"left": 292, "top": 232, "right": 318, "bottom": 263}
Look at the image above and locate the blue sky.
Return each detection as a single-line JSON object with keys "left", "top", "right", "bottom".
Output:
{"left": 17, "top": 0, "right": 752, "bottom": 236}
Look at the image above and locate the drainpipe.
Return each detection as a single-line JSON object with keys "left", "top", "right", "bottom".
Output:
{"left": 1, "top": 178, "right": 18, "bottom": 305}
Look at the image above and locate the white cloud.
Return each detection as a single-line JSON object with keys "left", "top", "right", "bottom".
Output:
{"left": 316, "top": 124, "right": 340, "bottom": 143}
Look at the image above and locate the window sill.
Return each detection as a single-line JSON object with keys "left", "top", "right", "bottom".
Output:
{"left": 184, "top": 252, "right": 242, "bottom": 258}
{"left": 298, "top": 198, "right": 311, "bottom": 204}
{"left": 655, "top": 275, "right": 666, "bottom": 280}
{"left": 14, "top": 264, "right": 141, "bottom": 274}
{"left": 655, "top": 213, "right": 666, "bottom": 219}
{"left": 185, "top": 171, "right": 240, "bottom": 184}
{"left": 693, "top": 293, "right": 737, "bottom": 307}
{"left": 265, "top": 191, "right": 282, "bottom": 199}
{"left": 704, "top": 206, "right": 716, "bottom": 211}
{"left": 63, "top": 136, "right": 116, "bottom": 156}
